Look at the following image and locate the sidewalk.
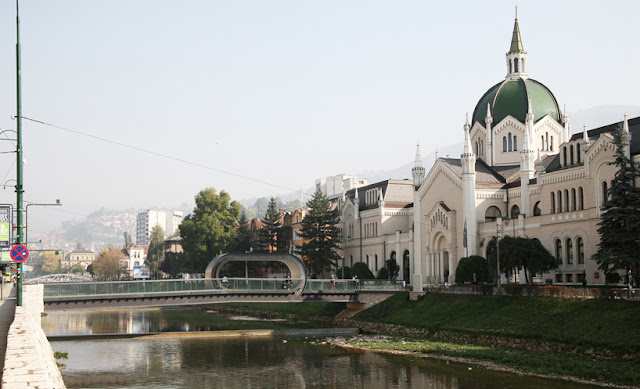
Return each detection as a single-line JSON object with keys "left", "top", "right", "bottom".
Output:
{"left": 0, "top": 283, "right": 17, "bottom": 386}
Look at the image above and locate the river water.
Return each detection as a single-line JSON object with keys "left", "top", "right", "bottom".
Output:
{"left": 43, "top": 308, "right": 601, "bottom": 389}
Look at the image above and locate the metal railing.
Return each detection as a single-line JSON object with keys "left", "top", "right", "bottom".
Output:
{"left": 42, "top": 278, "right": 406, "bottom": 298}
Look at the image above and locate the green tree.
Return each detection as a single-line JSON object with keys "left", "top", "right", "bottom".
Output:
{"left": 257, "top": 198, "right": 281, "bottom": 252}
{"left": 93, "top": 246, "right": 125, "bottom": 280}
{"left": 455, "top": 255, "right": 490, "bottom": 284}
{"left": 179, "top": 188, "right": 242, "bottom": 273}
{"left": 297, "top": 188, "right": 341, "bottom": 277}
{"left": 487, "top": 236, "right": 557, "bottom": 285}
{"left": 159, "top": 252, "right": 186, "bottom": 278}
{"left": 86, "top": 263, "right": 94, "bottom": 276}
{"left": 71, "top": 264, "right": 86, "bottom": 275}
{"left": 146, "top": 225, "right": 165, "bottom": 279}
{"left": 123, "top": 231, "right": 133, "bottom": 247}
{"left": 594, "top": 125, "right": 640, "bottom": 274}
{"left": 352, "top": 262, "right": 375, "bottom": 279}
{"left": 230, "top": 211, "right": 253, "bottom": 252}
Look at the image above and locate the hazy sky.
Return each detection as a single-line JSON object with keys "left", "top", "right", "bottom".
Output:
{"left": 0, "top": 1, "right": 639, "bottom": 234}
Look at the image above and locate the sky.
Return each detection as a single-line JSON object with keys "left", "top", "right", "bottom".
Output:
{"left": 0, "top": 0, "right": 639, "bottom": 234}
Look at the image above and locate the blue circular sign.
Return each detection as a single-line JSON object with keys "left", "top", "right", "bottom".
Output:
{"left": 10, "top": 245, "right": 29, "bottom": 263}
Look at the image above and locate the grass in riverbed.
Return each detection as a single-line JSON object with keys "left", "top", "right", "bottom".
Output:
{"left": 349, "top": 336, "right": 639, "bottom": 387}
{"left": 219, "top": 302, "right": 347, "bottom": 317}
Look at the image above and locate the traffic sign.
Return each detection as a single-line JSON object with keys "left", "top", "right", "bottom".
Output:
{"left": 10, "top": 245, "right": 29, "bottom": 263}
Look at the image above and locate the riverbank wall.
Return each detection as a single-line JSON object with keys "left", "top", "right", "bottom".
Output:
{"left": 411, "top": 284, "right": 634, "bottom": 300}
{"left": 2, "top": 284, "right": 66, "bottom": 389}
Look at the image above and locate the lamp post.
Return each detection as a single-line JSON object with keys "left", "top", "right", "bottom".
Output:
{"left": 25, "top": 200, "right": 62, "bottom": 249}
{"left": 15, "top": 0, "right": 25, "bottom": 306}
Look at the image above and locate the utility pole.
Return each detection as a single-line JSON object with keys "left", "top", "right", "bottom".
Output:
{"left": 15, "top": 0, "right": 25, "bottom": 307}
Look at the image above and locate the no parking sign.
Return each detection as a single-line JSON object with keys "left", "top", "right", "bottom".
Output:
{"left": 10, "top": 245, "right": 29, "bottom": 263}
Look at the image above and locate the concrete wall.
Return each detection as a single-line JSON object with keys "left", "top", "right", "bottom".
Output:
{"left": 2, "top": 285, "right": 66, "bottom": 389}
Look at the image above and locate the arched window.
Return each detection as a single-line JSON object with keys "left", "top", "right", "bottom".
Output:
{"left": 566, "top": 238, "right": 574, "bottom": 265}
{"left": 533, "top": 201, "right": 541, "bottom": 216}
{"left": 578, "top": 187, "right": 584, "bottom": 210}
{"left": 577, "top": 146, "right": 581, "bottom": 164}
{"left": 366, "top": 255, "right": 370, "bottom": 268}
{"left": 510, "top": 205, "right": 520, "bottom": 219}
{"left": 550, "top": 192, "right": 555, "bottom": 214}
{"left": 509, "top": 60, "right": 512, "bottom": 74}
{"left": 375, "top": 254, "right": 378, "bottom": 271}
{"left": 577, "top": 237, "right": 584, "bottom": 264}
{"left": 570, "top": 145, "right": 574, "bottom": 165}
{"left": 485, "top": 206, "right": 502, "bottom": 222}
{"left": 545, "top": 132, "right": 549, "bottom": 151}
{"left": 503, "top": 136, "right": 507, "bottom": 152}
{"left": 557, "top": 190, "right": 563, "bottom": 213}
{"left": 602, "top": 181, "right": 608, "bottom": 206}
{"left": 480, "top": 140, "right": 484, "bottom": 155}
{"left": 541, "top": 135, "right": 545, "bottom": 150}
{"left": 562, "top": 147, "right": 567, "bottom": 167}
{"left": 508, "top": 133, "right": 513, "bottom": 151}
{"left": 571, "top": 188, "right": 577, "bottom": 211}
{"left": 513, "top": 135, "right": 518, "bottom": 151}
{"left": 514, "top": 58, "right": 519, "bottom": 72}
{"left": 564, "top": 189, "right": 569, "bottom": 212}
{"left": 555, "top": 239, "right": 563, "bottom": 265}
{"left": 550, "top": 136, "right": 553, "bottom": 151}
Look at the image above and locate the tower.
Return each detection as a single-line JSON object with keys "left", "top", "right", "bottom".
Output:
{"left": 412, "top": 142, "right": 426, "bottom": 189}
{"left": 520, "top": 99, "right": 536, "bottom": 216}
{"left": 461, "top": 114, "right": 477, "bottom": 255}
{"left": 506, "top": 14, "right": 528, "bottom": 80}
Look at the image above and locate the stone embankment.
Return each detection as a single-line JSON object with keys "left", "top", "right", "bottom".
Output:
{"left": 2, "top": 285, "right": 66, "bottom": 389}
{"left": 25, "top": 274, "right": 91, "bottom": 285}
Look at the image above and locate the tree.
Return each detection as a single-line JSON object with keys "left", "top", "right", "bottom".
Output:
{"left": 146, "top": 225, "right": 165, "bottom": 279}
{"left": 75, "top": 242, "right": 85, "bottom": 251}
{"left": 230, "top": 211, "right": 253, "bottom": 252}
{"left": 352, "top": 262, "right": 375, "bottom": 279}
{"left": 123, "top": 231, "right": 133, "bottom": 247}
{"left": 179, "top": 188, "right": 242, "bottom": 273}
{"left": 594, "top": 125, "right": 640, "bottom": 275}
{"left": 386, "top": 258, "right": 400, "bottom": 279}
{"left": 159, "top": 252, "right": 186, "bottom": 278}
{"left": 487, "top": 236, "right": 557, "bottom": 285}
{"left": 86, "top": 263, "right": 94, "bottom": 276}
{"left": 257, "top": 198, "right": 281, "bottom": 252}
{"left": 297, "top": 188, "right": 341, "bottom": 277}
{"left": 71, "top": 264, "right": 86, "bottom": 275}
{"left": 40, "top": 251, "right": 60, "bottom": 274}
{"left": 93, "top": 246, "right": 125, "bottom": 280}
{"left": 455, "top": 255, "right": 490, "bottom": 284}
{"left": 377, "top": 267, "right": 389, "bottom": 280}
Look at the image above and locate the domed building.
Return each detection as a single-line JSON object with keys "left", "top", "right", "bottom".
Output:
{"left": 409, "top": 16, "right": 640, "bottom": 288}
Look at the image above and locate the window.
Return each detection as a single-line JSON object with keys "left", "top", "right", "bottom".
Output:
{"left": 555, "top": 239, "right": 563, "bottom": 265}
{"left": 550, "top": 192, "right": 555, "bottom": 214}
{"left": 533, "top": 201, "right": 541, "bottom": 216}
{"left": 509, "top": 60, "right": 512, "bottom": 74}
{"left": 602, "top": 182, "right": 608, "bottom": 206}
{"left": 571, "top": 188, "right": 577, "bottom": 211}
{"left": 508, "top": 133, "right": 513, "bottom": 151}
{"left": 566, "top": 238, "right": 573, "bottom": 265}
{"left": 513, "top": 135, "right": 517, "bottom": 151}
{"left": 562, "top": 147, "right": 567, "bottom": 167}
{"left": 375, "top": 254, "right": 378, "bottom": 271}
{"left": 577, "top": 237, "right": 584, "bottom": 264}
{"left": 555, "top": 273, "right": 563, "bottom": 283}
{"left": 578, "top": 187, "right": 584, "bottom": 210}
{"left": 295, "top": 215, "right": 299, "bottom": 223}
{"left": 577, "top": 146, "right": 581, "bottom": 164}
{"left": 577, "top": 273, "right": 585, "bottom": 284}
{"left": 550, "top": 136, "right": 553, "bottom": 151}
{"left": 485, "top": 206, "right": 502, "bottom": 222}
{"left": 514, "top": 58, "right": 519, "bottom": 72}
{"left": 570, "top": 145, "right": 574, "bottom": 165}
{"left": 510, "top": 205, "right": 520, "bottom": 219}
{"left": 564, "top": 189, "right": 569, "bottom": 212}
{"left": 566, "top": 273, "right": 573, "bottom": 283}
{"left": 503, "top": 137, "right": 507, "bottom": 152}
{"left": 557, "top": 190, "right": 562, "bottom": 213}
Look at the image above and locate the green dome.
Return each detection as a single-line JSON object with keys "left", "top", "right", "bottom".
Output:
{"left": 472, "top": 78, "right": 560, "bottom": 126}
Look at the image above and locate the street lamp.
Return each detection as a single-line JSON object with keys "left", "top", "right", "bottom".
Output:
{"left": 25, "top": 200, "right": 62, "bottom": 249}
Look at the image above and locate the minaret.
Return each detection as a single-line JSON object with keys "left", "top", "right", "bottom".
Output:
{"left": 412, "top": 142, "right": 426, "bottom": 189}
{"left": 353, "top": 186, "right": 359, "bottom": 220}
{"left": 505, "top": 11, "right": 528, "bottom": 80}
{"left": 520, "top": 99, "right": 536, "bottom": 216}
{"left": 562, "top": 105, "right": 571, "bottom": 145}
{"left": 485, "top": 103, "right": 494, "bottom": 166}
{"left": 623, "top": 114, "right": 631, "bottom": 159}
{"left": 461, "top": 113, "right": 477, "bottom": 255}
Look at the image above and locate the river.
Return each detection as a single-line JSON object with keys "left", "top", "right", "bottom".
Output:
{"left": 43, "top": 307, "right": 602, "bottom": 389}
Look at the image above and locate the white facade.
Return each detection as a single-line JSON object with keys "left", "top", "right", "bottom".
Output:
{"left": 316, "top": 174, "right": 368, "bottom": 197}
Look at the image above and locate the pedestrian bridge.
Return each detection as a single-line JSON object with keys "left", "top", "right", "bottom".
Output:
{"left": 42, "top": 278, "right": 405, "bottom": 310}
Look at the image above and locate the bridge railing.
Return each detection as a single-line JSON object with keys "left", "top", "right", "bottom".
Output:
{"left": 305, "top": 279, "right": 405, "bottom": 292}
{"left": 42, "top": 278, "right": 304, "bottom": 298}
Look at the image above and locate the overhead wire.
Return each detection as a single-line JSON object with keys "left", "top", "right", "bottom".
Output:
{"left": 22, "top": 116, "right": 312, "bottom": 197}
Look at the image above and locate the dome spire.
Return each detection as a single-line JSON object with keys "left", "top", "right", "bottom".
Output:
{"left": 506, "top": 11, "right": 528, "bottom": 79}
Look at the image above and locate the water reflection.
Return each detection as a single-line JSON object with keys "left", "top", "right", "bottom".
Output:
{"left": 53, "top": 337, "right": 600, "bottom": 389}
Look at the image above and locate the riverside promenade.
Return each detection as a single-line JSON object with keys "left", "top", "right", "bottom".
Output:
{"left": 1, "top": 284, "right": 65, "bottom": 389}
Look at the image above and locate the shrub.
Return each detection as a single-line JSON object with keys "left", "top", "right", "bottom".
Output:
{"left": 351, "top": 262, "right": 375, "bottom": 279}
{"left": 377, "top": 267, "right": 389, "bottom": 280}
{"left": 455, "top": 255, "right": 490, "bottom": 284}
{"left": 336, "top": 266, "right": 351, "bottom": 279}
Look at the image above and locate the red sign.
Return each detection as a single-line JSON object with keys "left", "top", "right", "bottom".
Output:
{"left": 10, "top": 245, "right": 29, "bottom": 263}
